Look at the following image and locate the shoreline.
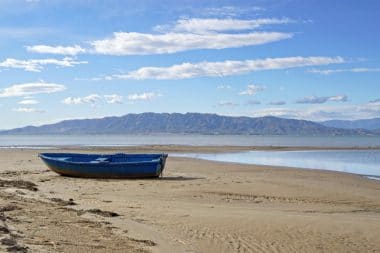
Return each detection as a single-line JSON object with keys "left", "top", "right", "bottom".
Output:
{"left": 174, "top": 156, "right": 380, "bottom": 181}
{"left": 1, "top": 144, "right": 380, "bottom": 152}
{"left": 0, "top": 147, "right": 379, "bottom": 252}
{"left": 5, "top": 145, "right": 380, "bottom": 180}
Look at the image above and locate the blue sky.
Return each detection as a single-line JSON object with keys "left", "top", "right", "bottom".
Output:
{"left": 0, "top": 0, "right": 379, "bottom": 129}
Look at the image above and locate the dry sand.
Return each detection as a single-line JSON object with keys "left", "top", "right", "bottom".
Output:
{"left": 0, "top": 146, "right": 379, "bottom": 252}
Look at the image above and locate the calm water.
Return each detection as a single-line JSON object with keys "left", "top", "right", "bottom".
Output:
{"left": 1, "top": 134, "right": 379, "bottom": 178}
{"left": 177, "top": 150, "right": 380, "bottom": 178}
{"left": 0, "top": 134, "right": 379, "bottom": 148}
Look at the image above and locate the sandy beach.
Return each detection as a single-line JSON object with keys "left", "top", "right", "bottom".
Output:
{"left": 0, "top": 146, "right": 379, "bottom": 252}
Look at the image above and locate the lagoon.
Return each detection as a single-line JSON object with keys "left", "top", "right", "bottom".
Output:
{"left": 176, "top": 150, "right": 380, "bottom": 178}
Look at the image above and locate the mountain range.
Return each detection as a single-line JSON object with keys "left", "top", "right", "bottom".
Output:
{"left": 321, "top": 118, "right": 380, "bottom": 131}
{"left": 1, "top": 113, "right": 378, "bottom": 136}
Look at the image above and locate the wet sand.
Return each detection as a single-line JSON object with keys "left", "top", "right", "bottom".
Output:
{"left": 0, "top": 147, "right": 379, "bottom": 252}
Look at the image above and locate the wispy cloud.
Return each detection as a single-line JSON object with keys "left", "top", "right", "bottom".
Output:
{"left": 91, "top": 31, "right": 292, "bottom": 56}
{"left": 328, "top": 95, "right": 348, "bottom": 102}
{"left": 0, "top": 82, "right": 65, "bottom": 97}
{"left": 29, "top": 17, "right": 293, "bottom": 56}
{"left": 127, "top": 92, "right": 161, "bottom": 101}
{"left": 26, "top": 45, "right": 86, "bottom": 55}
{"left": 104, "top": 94, "right": 123, "bottom": 104}
{"left": 239, "top": 84, "right": 265, "bottom": 95}
{"left": 62, "top": 94, "right": 125, "bottom": 105}
{"left": 167, "top": 18, "right": 293, "bottom": 33}
{"left": 13, "top": 107, "right": 44, "bottom": 113}
{"left": 91, "top": 17, "right": 293, "bottom": 55}
{"left": 104, "top": 56, "right": 344, "bottom": 80}
{"left": 0, "top": 57, "right": 87, "bottom": 72}
{"left": 62, "top": 94, "right": 101, "bottom": 105}
{"left": 296, "top": 95, "right": 347, "bottom": 104}
{"left": 308, "top": 67, "right": 380, "bottom": 75}
{"left": 269, "top": 101, "right": 286, "bottom": 105}
{"left": 18, "top": 99, "right": 39, "bottom": 105}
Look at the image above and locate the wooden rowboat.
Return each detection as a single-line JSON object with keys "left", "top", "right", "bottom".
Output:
{"left": 38, "top": 153, "right": 168, "bottom": 178}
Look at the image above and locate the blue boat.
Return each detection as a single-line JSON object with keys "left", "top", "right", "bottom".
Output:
{"left": 38, "top": 153, "right": 168, "bottom": 178}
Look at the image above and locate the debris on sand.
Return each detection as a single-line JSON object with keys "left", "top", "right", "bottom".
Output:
{"left": 6, "top": 245, "right": 28, "bottom": 253}
{"left": 0, "top": 226, "right": 10, "bottom": 234}
{"left": 0, "top": 179, "right": 38, "bottom": 192}
{"left": 1, "top": 237, "right": 16, "bottom": 246}
{"left": 49, "top": 198, "right": 76, "bottom": 206}
{"left": 0, "top": 205, "right": 20, "bottom": 212}
{"left": 86, "top": 209, "right": 120, "bottom": 217}
{"left": 127, "top": 238, "right": 157, "bottom": 246}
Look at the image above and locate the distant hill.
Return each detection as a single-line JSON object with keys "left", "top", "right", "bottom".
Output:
{"left": 321, "top": 118, "right": 380, "bottom": 130}
{"left": 0, "top": 113, "right": 374, "bottom": 136}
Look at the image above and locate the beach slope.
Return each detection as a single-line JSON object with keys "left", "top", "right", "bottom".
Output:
{"left": 0, "top": 147, "right": 379, "bottom": 252}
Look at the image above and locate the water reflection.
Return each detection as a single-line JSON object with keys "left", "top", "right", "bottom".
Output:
{"left": 177, "top": 150, "right": 380, "bottom": 177}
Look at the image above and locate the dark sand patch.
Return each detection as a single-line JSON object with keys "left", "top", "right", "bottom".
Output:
{"left": 0, "top": 205, "right": 21, "bottom": 212}
{"left": 86, "top": 209, "right": 120, "bottom": 217}
{"left": 0, "top": 179, "right": 38, "bottom": 192}
{"left": 49, "top": 197, "right": 76, "bottom": 206}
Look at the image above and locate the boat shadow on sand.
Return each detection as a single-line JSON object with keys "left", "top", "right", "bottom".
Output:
{"left": 156, "top": 176, "right": 204, "bottom": 181}
{"left": 63, "top": 175, "right": 205, "bottom": 181}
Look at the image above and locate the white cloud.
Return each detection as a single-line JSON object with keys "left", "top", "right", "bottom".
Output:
{"left": 62, "top": 94, "right": 124, "bottom": 105}
{"left": 328, "top": 95, "right": 348, "bottom": 102}
{"left": 0, "top": 57, "right": 87, "bottom": 72}
{"left": 91, "top": 31, "right": 292, "bottom": 56}
{"left": 26, "top": 45, "right": 86, "bottom": 55}
{"left": 104, "top": 94, "right": 123, "bottom": 104}
{"left": 62, "top": 94, "right": 101, "bottom": 105}
{"left": 239, "top": 84, "right": 265, "bottom": 95}
{"left": 169, "top": 18, "right": 293, "bottom": 33}
{"left": 18, "top": 99, "right": 39, "bottom": 105}
{"left": 62, "top": 97, "right": 82, "bottom": 105}
{"left": 107, "top": 56, "right": 344, "bottom": 80}
{"left": 308, "top": 67, "right": 380, "bottom": 75}
{"left": 0, "top": 82, "right": 65, "bottom": 97}
{"left": 31, "top": 17, "right": 292, "bottom": 56}
{"left": 296, "top": 95, "right": 347, "bottom": 104}
{"left": 13, "top": 107, "right": 44, "bottom": 113}
{"left": 83, "top": 94, "right": 101, "bottom": 103}
{"left": 127, "top": 92, "right": 161, "bottom": 101}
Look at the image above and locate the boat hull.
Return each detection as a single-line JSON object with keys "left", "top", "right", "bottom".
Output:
{"left": 39, "top": 153, "right": 168, "bottom": 178}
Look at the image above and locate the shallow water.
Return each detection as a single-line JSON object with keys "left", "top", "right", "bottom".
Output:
{"left": 176, "top": 150, "right": 380, "bottom": 178}
{"left": 0, "top": 134, "right": 379, "bottom": 147}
